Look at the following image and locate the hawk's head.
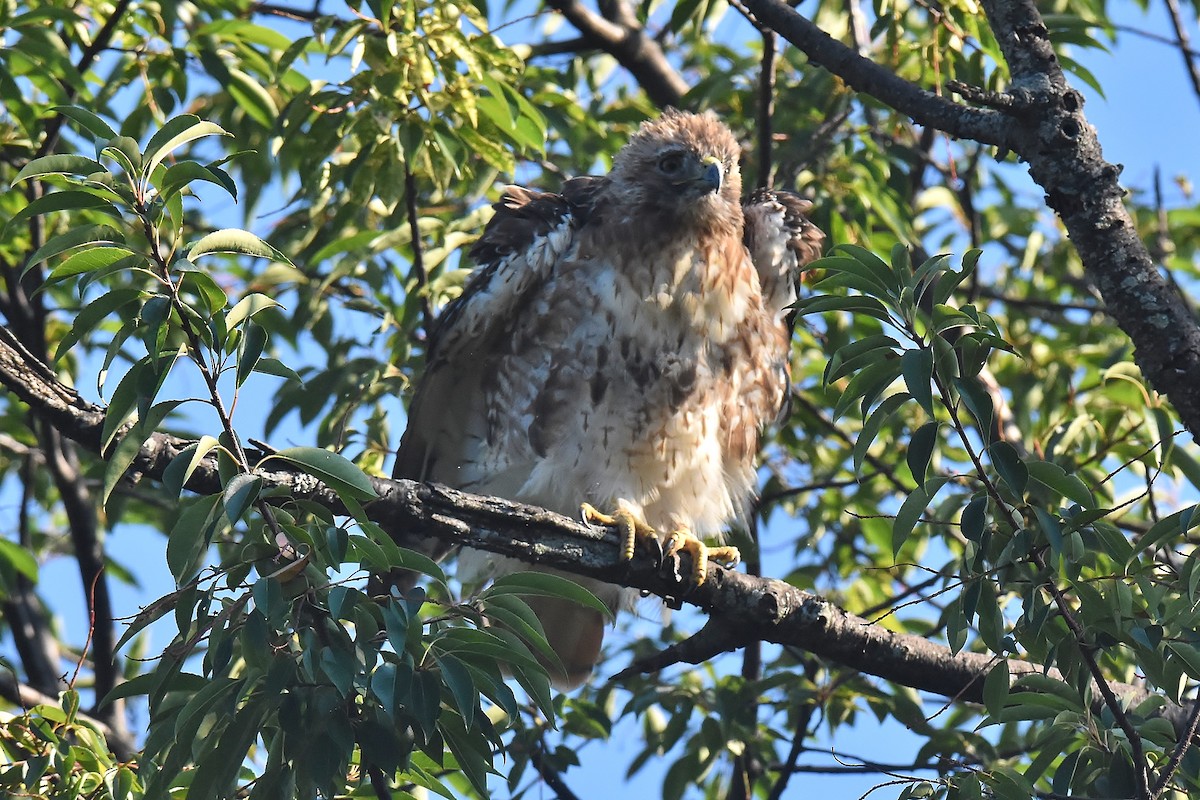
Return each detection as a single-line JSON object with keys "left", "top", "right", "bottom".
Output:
{"left": 609, "top": 109, "right": 744, "bottom": 234}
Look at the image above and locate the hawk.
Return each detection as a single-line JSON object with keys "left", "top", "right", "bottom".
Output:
{"left": 395, "top": 110, "right": 823, "bottom": 687}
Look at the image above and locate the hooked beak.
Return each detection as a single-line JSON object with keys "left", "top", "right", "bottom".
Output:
{"left": 698, "top": 155, "right": 723, "bottom": 193}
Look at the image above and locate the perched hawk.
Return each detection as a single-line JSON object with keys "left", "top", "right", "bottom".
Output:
{"left": 395, "top": 110, "right": 823, "bottom": 687}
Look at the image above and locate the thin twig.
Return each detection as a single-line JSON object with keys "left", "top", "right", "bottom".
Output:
{"left": 1151, "top": 681, "right": 1200, "bottom": 796}
{"left": 404, "top": 165, "right": 435, "bottom": 337}
{"left": 36, "top": 0, "right": 133, "bottom": 159}
{"left": 756, "top": 30, "right": 777, "bottom": 189}
{"left": 249, "top": 2, "right": 326, "bottom": 22}
{"left": 1162, "top": 0, "right": 1200, "bottom": 107}
{"left": 530, "top": 740, "right": 584, "bottom": 800}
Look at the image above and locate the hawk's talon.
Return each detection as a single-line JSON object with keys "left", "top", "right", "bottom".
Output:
{"left": 582, "top": 503, "right": 737, "bottom": 585}
{"left": 582, "top": 502, "right": 657, "bottom": 565}
{"left": 663, "top": 529, "right": 740, "bottom": 587}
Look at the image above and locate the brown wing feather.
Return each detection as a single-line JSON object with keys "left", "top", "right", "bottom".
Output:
{"left": 742, "top": 189, "right": 825, "bottom": 424}
{"left": 394, "top": 176, "right": 605, "bottom": 484}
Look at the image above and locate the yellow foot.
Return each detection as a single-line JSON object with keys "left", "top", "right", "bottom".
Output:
{"left": 582, "top": 502, "right": 740, "bottom": 586}
{"left": 663, "top": 529, "right": 740, "bottom": 586}
{"left": 582, "top": 502, "right": 656, "bottom": 563}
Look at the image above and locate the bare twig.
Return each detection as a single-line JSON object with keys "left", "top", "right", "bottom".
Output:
{"left": 529, "top": 740, "right": 584, "bottom": 800}
{"left": 404, "top": 165, "right": 435, "bottom": 337}
{"left": 36, "top": 0, "right": 134, "bottom": 159}
{"left": 1151, "top": 682, "right": 1200, "bottom": 797}
{"left": 1163, "top": 0, "right": 1200, "bottom": 108}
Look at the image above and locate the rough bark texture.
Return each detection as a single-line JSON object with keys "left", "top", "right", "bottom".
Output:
{"left": 0, "top": 329, "right": 1189, "bottom": 735}
{"left": 742, "top": 0, "right": 1200, "bottom": 439}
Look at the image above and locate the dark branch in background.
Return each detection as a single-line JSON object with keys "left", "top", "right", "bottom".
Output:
{"left": 530, "top": 741, "right": 584, "bottom": 800}
{"left": 543, "top": 0, "right": 687, "bottom": 108}
{"left": 249, "top": 2, "right": 326, "bottom": 23}
{"left": 0, "top": 0, "right": 134, "bottom": 738}
{"left": 764, "top": 658, "right": 820, "bottom": 800}
{"left": 526, "top": 36, "right": 594, "bottom": 58}
{"left": 755, "top": 32, "right": 776, "bottom": 190}
{"left": 740, "top": 0, "right": 1200, "bottom": 439}
{"left": 1113, "top": 22, "right": 1200, "bottom": 58}
{"left": 35, "top": 0, "right": 133, "bottom": 160}
{"left": 0, "top": 329, "right": 1194, "bottom": 744}
{"left": 738, "top": 0, "right": 1012, "bottom": 146}
{"left": 2, "top": 452, "right": 61, "bottom": 696}
{"left": 727, "top": 0, "right": 777, "bottom": 189}
{"left": 1163, "top": 0, "right": 1200, "bottom": 108}
{"left": 403, "top": 165, "right": 435, "bottom": 338}
{"left": 1152, "top": 683, "right": 1200, "bottom": 796}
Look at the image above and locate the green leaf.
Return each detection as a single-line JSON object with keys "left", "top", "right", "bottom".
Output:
{"left": 46, "top": 246, "right": 138, "bottom": 282}
{"left": 102, "top": 136, "right": 143, "bottom": 174}
{"left": 833, "top": 357, "right": 902, "bottom": 421}
{"left": 825, "top": 334, "right": 904, "bottom": 383}
{"left": 483, "top": 571, "right": 614, "bottom": 620}
{"left": 102, "top": 400, "right": 181, "bottom": 507}
{"left": 236, "top": 322, "right": 267, "bottom": 386}
{"left": 223, "top": 473, "right": 263, "bottom": 523}
{"left": 55, "top": 288, "right": 142, "bottom": 361}
{"left": 101, "top": 359, "right": 147, "bottom": 451}
{"left": 792, "top": 293, "right": 897, "bottom": 325}
{"left": 853, "top": 391, "right": 911, "bottom": 473}
{"left": 892, "top": 476, "right": 948, "bottom": 554}
{"left": 983, "top": 659, "right": 1010, "bottom": 717}
{"left": 25, "top": 223, "right": 124, "bottom": 271}
{"left": 0, "top": 537, "right": 39, "bottom": 581}
{"left": 225, "top": 292, "right": 282, "bottom": 328}
{"left": 961, "top": 495, "right": 987, "bottom": 541}
{"left": 988, "top": 441, "right": 1028, "bottom": 497}
{"left": 52, "top": 105, "right": 118, "bottom": 141}
{"left": 1131, "top": 505, "right": 1200, "bottom": 565}
{"left": 812, "top": 254, "right": 895, "bottom": 299}
{"left": 955, "top": 376, "right": 994, "bottom": 439}
{"left": 907, "top": 421, "right": 938, "bottom": 484}
{"left": 265, "top": 446, "right": 378, "bottom": 501}
{"left": 901, "top": 348, "right": 935, "bottom": 416}
{"left": 189, "top": 230, "right": 289, "bottom": 263}
{"left": 14, "top": 154, "right": 105, "bottom": 182}
{"left": 143, "top": 115, "right": 231, "bottom": 180}
{"left": 114, "top": 582, "right": 195, "bottom": 653}
{"left": 167, "top": 494, "right": 224, "bottom": 584}
{"left": 1026, "top": 460, "right": 1095, "bottom": 508}
{"left": 5, "top": 189, "right": 116, "bottom": 232}
{"left": 252, "top": 357, "right": 302, "bottom": 383}
{"left": 158, "top": 161, "right": 238, "bottom": 202}
{"left": 436, "top": 653, "right": 478, "bottom": 730}
{"left": 227, "top": 68, "right": 279, "bottom": 129}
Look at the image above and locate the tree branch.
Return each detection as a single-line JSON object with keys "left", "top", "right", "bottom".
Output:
{"left": 1162, "top": 0, "right": 1200, "bottom": 108}
{"left": 738, "top": 0, "right": 1011, "bottom": 146}
{"left": 543, "top": 0, "right": 688, "bottom": 108}
{"left": 0, "top": 327, "right": 1192, "bottom": 739}
{"left": 741, "top": 0, "right": 1200, "bottom": 440}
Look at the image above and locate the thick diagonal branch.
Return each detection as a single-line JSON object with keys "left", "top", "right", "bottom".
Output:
{"left": 544, "top": 0, "right": 687, "bottom": 108}
{"left": 0, "top": 327, "right": 1190, "bottom": 738}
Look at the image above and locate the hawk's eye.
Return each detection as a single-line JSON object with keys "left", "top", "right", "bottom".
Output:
{"left": 657, "top": 153, "right": 685, "bottom": 175}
